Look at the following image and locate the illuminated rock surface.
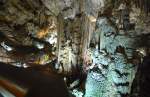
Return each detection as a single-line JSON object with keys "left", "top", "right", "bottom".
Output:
{"left": 84, "top": 17, "right": 141, "bottom": 97}
{"left": 0, "top": 0, "right": 150, "bottom": 97}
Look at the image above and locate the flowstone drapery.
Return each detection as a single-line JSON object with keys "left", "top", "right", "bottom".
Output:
{"left": 0, "top": 0, "right": 150, "bottom": 97}
{"left": 84, "top": 17, "right": 141, "bottom": 97}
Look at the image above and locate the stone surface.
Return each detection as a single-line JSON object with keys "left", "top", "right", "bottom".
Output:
{"left": 0, "top": 0, "right": 150, "bottom": 97}
{"left": 84, "top": 16, "right": 143, "bottom": 97}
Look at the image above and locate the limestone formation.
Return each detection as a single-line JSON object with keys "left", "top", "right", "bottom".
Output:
{"left": 0, "top": 0, "right": 150, "bottom": 97}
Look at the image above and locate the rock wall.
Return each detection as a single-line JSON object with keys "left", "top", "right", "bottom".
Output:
{"left": 0, "top": 0, "right": 150, "bottom": 97}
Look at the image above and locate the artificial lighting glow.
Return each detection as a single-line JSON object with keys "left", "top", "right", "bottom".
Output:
{"left": 35, "top": 43, "right": 44, "bottom": 49}
{"left": 88, "top": 15, "right": 97, "bottom": 22}
{"left": 72, "top": 89, "right": 83, "bottom": 97}
{"left": 46, "top": 33, "right": 57, "bottom": 44}
{"left": 14, "top": 63, "right": 22, "bottom": 67}
{"left": 1, "top": 42, "right": 13, "bottom": 51}
{"left": 136, "top": 47, "right": 147, "bottom": 57}
{"left": 23, "top": 63, "right": 28, "bottom": 68}
{"left": 37, "top": 27, "right": 49, "bottom": 38}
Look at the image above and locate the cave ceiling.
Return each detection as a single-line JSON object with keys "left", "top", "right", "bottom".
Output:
{"left": 0, "top": 0, "right": 150, "bottom": 97}
{"left": 0, "top": 0, "right": 150, "bottom": 70}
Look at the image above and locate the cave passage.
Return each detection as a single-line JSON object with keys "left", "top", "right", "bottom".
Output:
{"left": 0, "top": 0, "right": 150, "bottom": 97}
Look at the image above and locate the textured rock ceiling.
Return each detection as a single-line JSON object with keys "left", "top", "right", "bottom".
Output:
{"left": 0, "top": 0, "right": 149, "bottom": 67}
{"left": 0, "top": 0, "right": 149, "bottom": 36}
{"left": 0, "top": 0, "right": 150, "bottom": 97}
{"left": 0, "top": 0, "right": 110, "bottom": 67}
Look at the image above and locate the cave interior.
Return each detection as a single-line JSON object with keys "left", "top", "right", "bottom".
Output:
{"left": 0, "top": 0, "right": 150, "bottom": 97}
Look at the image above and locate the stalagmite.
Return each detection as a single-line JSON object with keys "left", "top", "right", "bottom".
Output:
{"left": 0, "top": 0, "right": 150, "bottom": 97}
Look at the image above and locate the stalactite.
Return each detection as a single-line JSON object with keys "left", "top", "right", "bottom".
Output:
{"left": 0, "top": 0, "right": 150, "bottom": 97}
{"left": 134, "top": 0, "right": 150, "bottom": 14}
{"left": 84, "top": 16, "right": 142, "bottom": 97}
{"left": 81, "top": 15, "right": 97, "bottom": 58}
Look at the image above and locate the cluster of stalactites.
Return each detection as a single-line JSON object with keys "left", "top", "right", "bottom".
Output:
{"left": 134, "top": 0, "right": 150, "bottom": 14}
